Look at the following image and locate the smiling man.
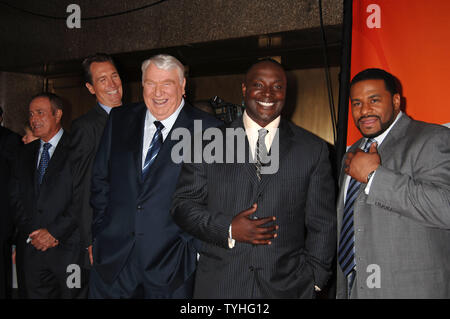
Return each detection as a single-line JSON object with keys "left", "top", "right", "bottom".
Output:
{"left": 88, "top": 54, "right": 220, "bottom": 298}
{"left": 10, "top": 93, "right": 87, "bottom": 298}
{"left": 69, "top": 54, "right": 123, "bottom": 297}
{"left": 171, "top": 59, "right": 336, "bottom": 298}
{"left": 336, "top": 68, "right": 450, "bottom": 298}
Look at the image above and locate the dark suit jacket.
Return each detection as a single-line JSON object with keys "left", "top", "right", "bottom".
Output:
{"left": 90, "top": 102, "right": 221, "bottom": 296}
{"left": 10, "top": 132, "right": 80, "bottom": 246}
{"left": 70, "top": 103, "right": 109, "bottom": 249}
{"left": 0, "top": 126, "right": 21, "bottom": 298}
{"left": 171, "top": 117, "right": 337, "bottom": 298}
{"left": 0, "top": 126, "right": 21, "bottom": 243}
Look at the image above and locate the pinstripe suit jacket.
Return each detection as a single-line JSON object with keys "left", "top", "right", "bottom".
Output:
{"left": 171, "top": 117, "right": 336, "bottom": 298}
{"left": 336, "top": 115, "right": 450, "bottom": 298}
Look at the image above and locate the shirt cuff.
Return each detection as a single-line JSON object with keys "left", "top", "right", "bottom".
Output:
{"left": 364, "top": 170, "right": 377, "bottom": 194}
{"left": 228, "top": 224, "right": 235, "bottom": 248}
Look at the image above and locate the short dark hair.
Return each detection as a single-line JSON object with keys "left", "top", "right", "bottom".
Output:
{"left": 246, "top": 58, "right": 285, "bottom": 74}
{"left": 82, "top": 53, "right": 117, "bottom": 84}
{"left": 350, "top": 68, "right": 400, "bottom": 96}
{"left": 30, "top": 92, "right": 64, "bottom": 114}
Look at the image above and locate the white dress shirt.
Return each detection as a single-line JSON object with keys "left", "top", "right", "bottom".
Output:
{"left": 37, "top": 128, "right": 64, "bottom": 167}
{"left": 228, "top": 110, "right": 281, "bottom": 248}
{"left": 141, "top": 99, "right": 185, "bottom": 169}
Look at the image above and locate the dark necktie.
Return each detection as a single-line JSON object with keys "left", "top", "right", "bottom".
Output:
{"left": 338, "top": 138, "right": 376, "bottom": 277}
{"left": 255, "top": 128, "right": 269, "bottom": 181}
{"left": 142, "top": 121, "right": 164, "bottom": 178}
{"left": 37, "top": 142, "right": 52, "bottom": 185}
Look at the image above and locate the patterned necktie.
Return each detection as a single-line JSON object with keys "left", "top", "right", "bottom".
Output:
{"left": 255, "top": 128, "right": 269, "bottom": 181}
{"left": 338, "top": 138, "right": 376, "bottom": 277}
{"left": 37, "top": 142, "right": 52, "bottom": 185}
{"left": 142, "top": 121, "right": 164, "bottom": 178}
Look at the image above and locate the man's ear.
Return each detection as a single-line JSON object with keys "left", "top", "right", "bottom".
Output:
{"left": 181, "top": 78, "right": 186, "bottom": 96}
{"left": 55, "top": 109, "right": 63, "bottom": 122}
{"left": 242, "top": 83, "right": 247, "bottom": 97}
{"left": 393, "top": 93, "right": 401, "bottom": 111}
{"left": 86, "top": 82, "right": 96, "bottom": 95}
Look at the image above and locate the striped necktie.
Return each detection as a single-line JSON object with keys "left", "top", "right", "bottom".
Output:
{"left": 142, "top": 121, "right": 164, "bottom": 178}
{"left": 255, "top": 128, "right": 269, "bottom": 181}
{"left": 338, "top": 138, "right": 376, "bottom": 277}
{"left": 37, "top": 142, "right": 52, "bottom": 185}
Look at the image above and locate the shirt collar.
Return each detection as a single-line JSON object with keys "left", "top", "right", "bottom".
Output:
{"left": 98, "top": 102, "right": 113, "bottom": 115}
{"left": 242, "top": 109, "right": 280, "bottom": 132}
{"left": 365, "top": 111, "right": 403, "bottom": 147}
{"left": 40, "top": 128, "right": 64, "bottom": 149}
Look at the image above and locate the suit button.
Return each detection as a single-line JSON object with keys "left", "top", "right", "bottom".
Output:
{"left": 137, "top": 205, "right": 142, "bottom": 210}
{"left": 131, "top": 232, "right": 135, "bottom": 237}
{"left": 249, "top": 266, "right": 254, "bottom": 271}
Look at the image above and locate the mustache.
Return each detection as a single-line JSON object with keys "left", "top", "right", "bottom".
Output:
{"left": 358, "top": 115, "right": 381, "bottom": 123}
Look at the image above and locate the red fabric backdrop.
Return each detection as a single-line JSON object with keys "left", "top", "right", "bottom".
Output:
{"left": 348, "top": 0, "right": 450, "bottom": 145}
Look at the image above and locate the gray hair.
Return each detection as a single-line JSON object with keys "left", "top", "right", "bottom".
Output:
{"left": 141, "top": 54, "right": 185, "bottom": 85}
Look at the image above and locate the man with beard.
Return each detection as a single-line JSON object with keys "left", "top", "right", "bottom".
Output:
{"left": 336, "top": 68, "right": 450, "bottom": 298}
{"left": 171, "top": 59, "right": 336, "bottom": 298}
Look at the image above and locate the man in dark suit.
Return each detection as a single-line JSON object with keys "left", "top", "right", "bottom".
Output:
{"left": 336, "top": 68, "right": 450, "bottom": 298}
{"left": 70, "top": 53, "right": 123, "bottom": 269}
{"left": 171, "top": 59, "right": 336, "bottom": 298}
{"left": 89, "top": 54, "right": 221, "bottom": 298}
{"left": 0, "top": 118, "right": 21, "bottom": 299}
{"left": 10, "top": 93, "right": 87, "bottom": 298}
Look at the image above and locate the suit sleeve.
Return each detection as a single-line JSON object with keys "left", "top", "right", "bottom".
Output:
{"left": 90, "top": 113, "right": 113, "bottom": 241}
{"left": 304, "top": 141, "right": 337, "bottom": 289}
{"left": 366, "top": 128, "right": 450, "bottom": 229}
{"left": 69, "top": 118, "right": 96, "bottom": 247}
{"left": 171, "top": 161, "right": 233, "bottom": 250}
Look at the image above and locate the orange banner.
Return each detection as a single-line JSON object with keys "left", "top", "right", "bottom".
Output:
{"left": 348, "top": 0, "right": 450, "bottom": 145}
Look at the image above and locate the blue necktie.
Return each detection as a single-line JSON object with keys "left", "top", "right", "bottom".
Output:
{"left": 338, "top": 138, "right": 376, "bottom": 277}
{"left": 142, "top": 121, "right": 164, "bottom": 178}
{"left": 37, "top": 142, "right": 52, "bottom": 185}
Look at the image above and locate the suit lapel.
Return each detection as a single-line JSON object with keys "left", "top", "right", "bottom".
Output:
{"left": 129, "top": 104, "right": 147, "bottom": 184}
{"left": 42, "top": 132, "right": 69, "bottom": 183}
{"left": 376, "top": 114, "right": 411, "bottom": 162}
{"left": 141, "top": 105, "right": 194, "bottom": 187}
{"left": 258, "top": 118, "right": 293, "bottom": 192}
{"left": 228, "top": 117, "right": 259, "bottom": 184}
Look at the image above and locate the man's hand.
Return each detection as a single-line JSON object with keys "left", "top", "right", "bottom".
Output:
{"left": 28, "top": 229, "right": 59, "bottom": 251}
{"left": 88, "top": 245, "right": 93, "bottom": 265}
{"left": 345, "top": 142, "right": 381, "bottom": 183}
{"left": 231, "top": 203, "right": 278, "bottom": 245}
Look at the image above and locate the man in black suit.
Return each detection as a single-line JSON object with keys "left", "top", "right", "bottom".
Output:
{"left": 70, "top": 53, "right": 123, "bottom": 269}
{"left": 89, "top": 54, "right": 221, "bottom": 298}
{"left": 171, "top": 59, "right": 336, "bottom": 298}
{"left": 10, "top": 93, "right": 87, "bottom": 298}
{"left": 0, "top": 115, "right": 21, "bottom": 299}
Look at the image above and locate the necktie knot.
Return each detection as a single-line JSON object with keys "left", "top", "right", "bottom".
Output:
{"left": 154, "top": 121, "right": 164, "bottom": 132}
{"left": 258, "top": 128, "right": 268, "bottom": 140}
{"left": 362, "top": 138, "right": 376, "bottom": 152}
{"left": 43, "top": 142, "right": 52, "bottom": 151}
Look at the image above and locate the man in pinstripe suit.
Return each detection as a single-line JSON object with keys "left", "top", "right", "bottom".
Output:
{"left": 171, "top": 59, "right": 336, "bottom": 298}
